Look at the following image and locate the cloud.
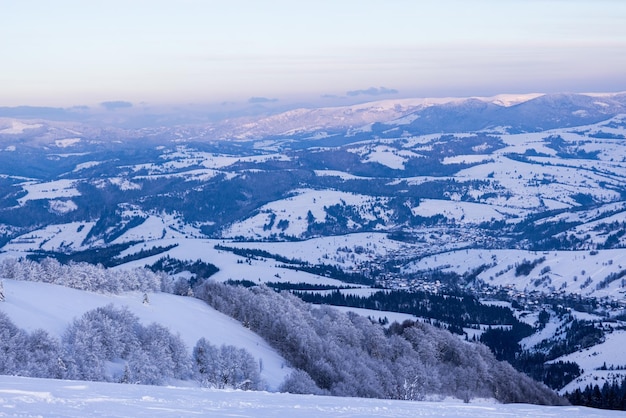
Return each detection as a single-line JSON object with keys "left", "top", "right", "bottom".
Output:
{"left": 248, "top": 97, "right": 278, "bottom": 104}
{"left": 100, "top": 101, "right": 133, "bottom": 111}
{"left": 346, "top": 87, "right": 399, "bottom": 97}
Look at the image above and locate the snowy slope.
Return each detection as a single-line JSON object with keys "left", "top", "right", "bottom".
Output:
{"left": 404, "top": 248, "right": 626, "bottom": 301}
{"left": 556, "top": 330, "right": 626, "bottom": 394}
{"left": 222, "top": 188, "right": 394, "bottom": 239}
{"left": 0, "top": 375, "right": 621, "bottom": 418}
{"left": 0, "top": 279, "right": 292, "bottom": 390}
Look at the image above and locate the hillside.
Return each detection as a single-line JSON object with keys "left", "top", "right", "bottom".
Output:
{"left": 0, "top": 279, "right": 291, "bottom": 390}
{"left": 2, "top": 92, "right": 626, "bottom": 408}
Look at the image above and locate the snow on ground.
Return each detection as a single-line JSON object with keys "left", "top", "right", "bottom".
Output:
{"left": 409, "top": 199, "right": 510, "bottom": 223}
{"left": 0, "top": 375, "right": 621, "bottom": 418}
{"left": 330, "top": 305, "right": 418, "bottom": 326}
{"left": 224, "top": 233, "right": 408, "bottom": 270}
{"left": 134, "top": 168, "right": 234, "bottom": 183}
{"left": 346, "top": 144, "right": 420, "bottom": 170}
{"left": 3, "top": 222, "right": 95, "bottom": 253}
{"left": 560, "top": 369, "right": 626, "bottom": 396}
{"left": 481, "top": 93, "right": 545, "bottom": 107}
{"left": 557, "top": 334, "right": 626, "bottom": 394}
{"left": 0, "top": 120, "right": 42, "bottom": 134}
{"left": 222, "top": 189, "right": 392, "bottom": 239}
{"left": 55, "top": 137, "right": 81, "bottom": 148}
{"left": 110, "top": 215, "right": 185, "bottom": 243}
{"left": 520, "top": 315, "right": 569, "bottom": 350}
{"left": 314, "top": 169, "right": 372, "bottom": 180}
{"left": 0, "top": 279, "right": 291, "bottom": 390}
{"left": 442, "top": 154, "right": 493, "bottom": 165}
{"left": 404, "top": 248, "right": 626, "bottom": 301}
{"left": 107, "top": 177, "right": 142, "bottom": 190}
{"left": 555, "top": 330, "right": 626, "bottom": 394}
{"left": 116, "top": 239, "right": 351, "bottom": 288}
{"left": 17, "top": 179, "right": 81, "bottom": 205}
{"left": 48, "top": 199, "right": 78, "bottom": 214}
{"left": 72, "top": 160, "right": 104, "bottom": 172}
{"left": 154, "top": 147, "right": 290, "bottom": 171}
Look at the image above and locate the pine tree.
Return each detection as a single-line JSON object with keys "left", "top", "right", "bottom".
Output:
{"left": 0, "top": 280, "right": 5, "bottom": 302}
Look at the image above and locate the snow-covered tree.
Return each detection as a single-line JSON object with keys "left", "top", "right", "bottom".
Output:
{"left": 24, "top": 329, "right": 63, "bottom": 379}
{"left": 137, "top": 323, "right": 191, "bottom": 382}
{"left": 192, "top": 339, "right": 262, "bottom": 390}
{"left": 0, "top": 311, "right": 28, "bottom": 375}
{"left": 279, "top": 369, "right": 327, "bottom": 395}
{"left": 0, "top": 258, "right": 164, "bottom": 294}
{"left": 193, "top": 337, "right": 220, "bottom": 387}
{"left": 196, "top": 281, "right": 565, "bottom": 405}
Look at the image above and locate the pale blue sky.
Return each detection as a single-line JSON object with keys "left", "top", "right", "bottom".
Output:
{"left": 1, "top": 0, "right": 625, "bottom": 107}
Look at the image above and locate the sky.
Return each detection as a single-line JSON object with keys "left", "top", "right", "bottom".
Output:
{"left": 2, "top": 0, "right": 626, "bottom": 108}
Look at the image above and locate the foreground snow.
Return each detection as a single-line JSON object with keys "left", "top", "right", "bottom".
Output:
{"left": 0, "top": 375, "right": 621, "bottom": 418}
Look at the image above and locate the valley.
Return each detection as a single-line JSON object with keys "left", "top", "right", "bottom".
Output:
{"left": 2, "top": 92, "right": 626, "bottom": 408}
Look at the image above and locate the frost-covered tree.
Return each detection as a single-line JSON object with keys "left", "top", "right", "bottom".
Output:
{"left": 0, "top": 258, "right": 164, "bottom": 294}
{"left": 0, "top": 280, "right": 5, "bottom": 302}
{"left": 193, "top": 337, "right": 220, "bottom": 387}
{"left": 124, "top": 349, "right": 164, "bottom": 385}
{"left": 173, "top": 277, "right": 191, "bottom": 296}
{"left": 0, "top": 312, "right": 64, "bottom": 378}
{"left": 195, "top": 281, "right": 566, "bottom": 405}
{"left": 23, "top": 329, "right": 64, "bottom": 379}
{"left": 192, "top": 339, "right": 262, "bottom": 390}
{"left": 279, "top": 369, "right": 327, "bottom": 395}
{"left": 60, "top": 305, "right": 192, "bottom": 384}
{"left": 62, "top": 305, "right": 141, "bottom": 381}
{"left": 0, "top": 311, "right": 29, "bottom": 375}
{"left": 137, "top": 323, "right": 191, "bottom": 382}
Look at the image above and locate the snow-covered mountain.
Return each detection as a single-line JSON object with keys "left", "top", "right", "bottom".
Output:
{"left": 2, "top": 91, "right": 626, "bottom": 409}
{"left": 2, "top": 92, "right": 625, "bottom": 146}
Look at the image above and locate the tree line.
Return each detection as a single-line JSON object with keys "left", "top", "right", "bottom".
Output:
{"left": 195, "top": 281, "right": 565, "bottom": 405}
{"left": 0, "top": 305, "right": 262, "bottom": 390}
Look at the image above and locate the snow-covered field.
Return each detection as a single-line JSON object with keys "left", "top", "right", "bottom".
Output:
{"left": 0, "top": 375, "right": 622, "bottom": 418}
{"left": 222, "top": 188, "right": 393, "bottom": 239}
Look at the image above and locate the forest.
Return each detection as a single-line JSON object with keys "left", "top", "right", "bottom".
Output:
{"left": 0, "top": 258, "right": 565, "bottom": 405}
{"left": 195, "top": 281, "right": 564, "bottom": 404}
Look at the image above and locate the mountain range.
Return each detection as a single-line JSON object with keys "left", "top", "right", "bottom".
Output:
{"left": 2, "top": 91, "right": 626, "bottom": 409}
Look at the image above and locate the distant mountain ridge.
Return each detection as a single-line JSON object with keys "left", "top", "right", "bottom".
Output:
{"left": 2, "top": 91, "right": 626, "bottom": 405}
{"left": 2, "top": 92, "right": 625, "bottom": 146}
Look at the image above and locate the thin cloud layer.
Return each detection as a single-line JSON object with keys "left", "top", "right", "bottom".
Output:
{"left": 248, "top": 97, "right": 279, "bottom": 104}
{"left": 346, "top": 87, "right": 399, "bottom": 97}
{"left": 100, "top": 101, "right": 133, "bottom": 111}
